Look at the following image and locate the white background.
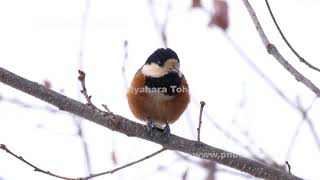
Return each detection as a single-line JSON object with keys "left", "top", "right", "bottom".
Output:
{"left": 0, "top": 0, "right": 320, "bottom": 179}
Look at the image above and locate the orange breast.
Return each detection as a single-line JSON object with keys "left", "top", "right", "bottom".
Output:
{"left": 127, "top": 71, "right": 190, "bottom": 125}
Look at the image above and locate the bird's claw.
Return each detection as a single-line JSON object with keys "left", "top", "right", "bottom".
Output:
{"left": 147, "top": 121, "right": 156, "bottom": 132}
{"left": 163, "top": 123, "right": 170, "bottom": 138}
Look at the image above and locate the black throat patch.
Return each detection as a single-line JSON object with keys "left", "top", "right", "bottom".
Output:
{"left": 144, "top": 72, "right": 182, "bottom": 96}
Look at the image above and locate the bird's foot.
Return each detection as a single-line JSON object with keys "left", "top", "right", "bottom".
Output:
{"left": 163, "top": 123, "right": 170, "bottom": 138}
{"left": 147, "top": 120, "right": 156, "bottom": 132}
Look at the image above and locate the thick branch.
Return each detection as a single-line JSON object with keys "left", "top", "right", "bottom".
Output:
{"left": 242, "top": 0, "right": 320, "bottom": 97}
{"left": 0, "top": 67, "right": 302, "bottom": 180}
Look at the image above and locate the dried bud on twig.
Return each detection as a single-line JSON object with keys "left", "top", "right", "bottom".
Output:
{"left": 43, "top": 79, "right": 51, "bottom": 89}
{"left": 191, "top": 0, "right": 202, "bottom": 8}
{"left": 209, "top": 0, "right": 229, "bottom": 30}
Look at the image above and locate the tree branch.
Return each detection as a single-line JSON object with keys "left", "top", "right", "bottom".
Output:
{"left": 285, "top": 161, "right": 292, "bottom": 174}
{"left": 0, "top": 67, "right": 302, "bottom": 180}
{"left": 0, "top": 144, "right": 71, "bottom": 180}
{"left": 197, "top": 101, "right": 206, "bottom": 142}
{"left": 241, "top": 0, "right": 320, "bottom": 97}
{"left": 78, "top": 148, "right": 166, "bottom": 180}
{"left": 78, "top": 70, "right": 96, "bottom": 109}
{"left": 264, "top": 0, "right": 320, "bottom": 73}
{"left": 0, "top": 144, "right": 165, "bottom": 180}
{"left": 223, "top": 33, "right": 320, "bottom": 150}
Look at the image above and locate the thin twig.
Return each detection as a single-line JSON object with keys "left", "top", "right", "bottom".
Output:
{"left": 230, "top": 82, "right": 277, "bottom": 163}
{"left": 286, "top": 97, "right": 319, "bottom": 159}
{"left": 121, "top": 40, "right": 129, "bottom": 88}
{"left": 223, "top": 33, "right": 292, "bottom": 106}
{"left": 241, "top": 0, "right": 320, "bottom": 97}
{"left": 181, "top": 168, "right": 189, "bottom": 180}
{"left": 285, "top": 161, "right": 291, "bottom": 174}
{"left": 285, "top": 119, "right": 304, "bottom": 161}
{"left": 224, "top": 33, "right": 320, "bottom": 150}
{"left": 0, "top": 94, "right": 58, "bottom": 113}
{"left": 295, "top": 97, "right": 320, "bottom": 149}
{"left": 0, "top": 67, "right": 303, "bottom": 179}
{"left": 205, "top": 3, "right": 320, "bottom": 150}
{"left": 74, "top": 121, "right": 92, "bottom": 176}
{"left": 78, "top": 71, "right": 111, "bottom": 115}
{"left": 102, "top": 104, "right": 111, "bottom": 113}
{"left": 0, "top": 144, "right": 72, "bottom": 180}
{"left": 78, "top": 71, "right": 110, "bottom": 118}
{"left": 78, "top": 70, "right": 97, "bottom": 109}
{"left": 192, "top": 97, "right": 275, "bottom": 165}
{"left": 205, "top": 109, "right": 274, "bottom": 163}
{"left": 147, "top": 0, "right": 171, "bottom": 48}
{"left": 0, "top": 143, "right": 165, "bottom": 180}
{"left": 197, "top": 101, "right": 206, "bottom": 142}
{"left": 78, "top": 148, "right": 166, "bottom": 180}
{"left": 204, "top": 1, "right": 320, "bottom": 146}
{"left": 264, "top": 0, "right": 320, "bottom": 73}
{"left": 76, "top": 0, "right": 93, "bottom": 175}
{"left": 242, "top": 0, "right": 320, "bottom": 151}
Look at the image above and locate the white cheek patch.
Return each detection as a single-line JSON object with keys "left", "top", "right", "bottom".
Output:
{"left": 141, "top": 63, "right": 168, "bottom": 77}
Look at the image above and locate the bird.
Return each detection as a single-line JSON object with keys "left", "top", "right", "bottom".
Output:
{"left": 127, "top": 48, "right": 190, "bottom": 136}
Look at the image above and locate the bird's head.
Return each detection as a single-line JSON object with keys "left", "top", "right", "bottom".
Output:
{"left": 142, "top": 48, "right": 181, "bottom": 78}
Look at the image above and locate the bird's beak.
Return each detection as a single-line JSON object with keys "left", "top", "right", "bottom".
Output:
{"left": 171, "top": 68, "right": 183, "bottom": 77}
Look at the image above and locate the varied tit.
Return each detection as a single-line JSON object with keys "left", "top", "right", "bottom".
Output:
{"left": 127, "top": 48, "right": 190, "bottom": 136}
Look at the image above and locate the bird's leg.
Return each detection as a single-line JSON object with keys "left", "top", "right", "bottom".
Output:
{"left": 147, "top": 118, "right": 156, "bottom": 132}
{"left": 163, "top": 122, "right": 170, "bottom": 137}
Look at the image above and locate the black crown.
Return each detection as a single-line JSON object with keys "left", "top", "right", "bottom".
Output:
{"left": 145, "top": 48, "right": 179, "bottom": 66}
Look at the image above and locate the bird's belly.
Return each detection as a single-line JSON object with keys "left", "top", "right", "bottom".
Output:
{"left": 144, "top": 93, "right": 175, "bottom": 124}
{"left": 127, "top": 72, "right": 190, "bottom": 125}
